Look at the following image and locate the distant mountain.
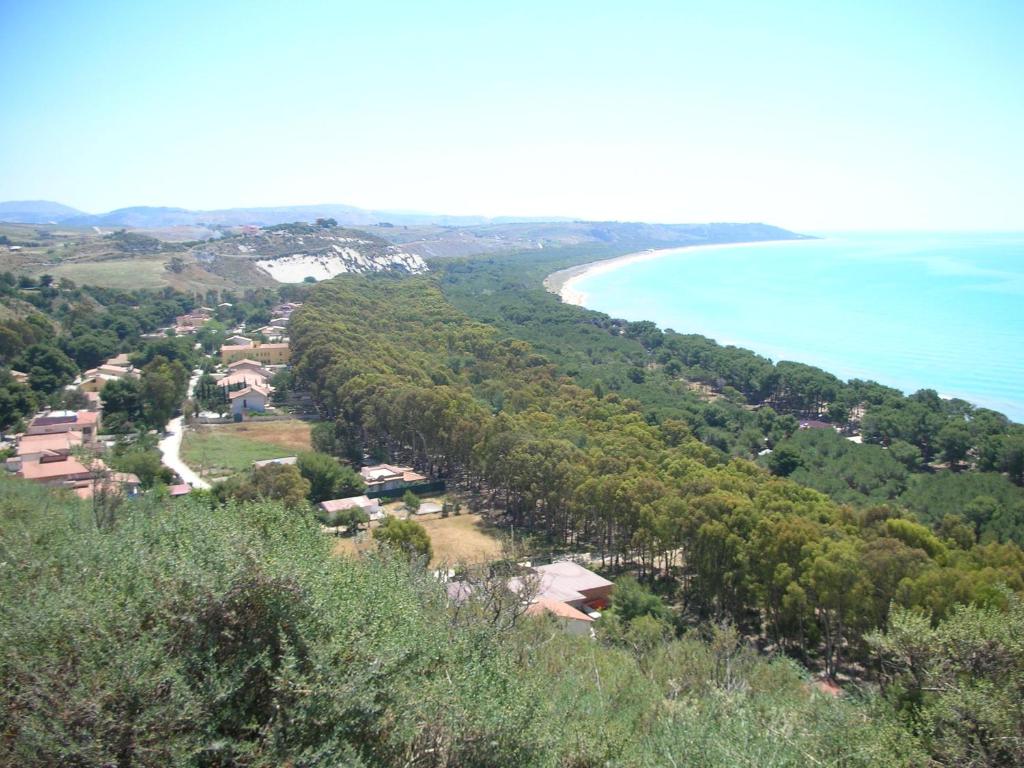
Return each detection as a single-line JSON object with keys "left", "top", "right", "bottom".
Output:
{"left": 0, "top": 200, "right": 571, "bottom": 228}
{"left": 0, "top": 200, "right": 85, "bottom": 224}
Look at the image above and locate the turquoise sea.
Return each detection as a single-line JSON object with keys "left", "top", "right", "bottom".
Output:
{"left": 571, "top": 232, "right": 1024, "bottom": 423}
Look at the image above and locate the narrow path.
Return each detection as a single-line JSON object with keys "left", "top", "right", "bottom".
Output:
{"left": 158, "top": 374, "right": 210, "bottom": 489}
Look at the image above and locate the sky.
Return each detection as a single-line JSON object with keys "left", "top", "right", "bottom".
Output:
{"left": 1, "top": 0, "right": 1022, "bottom": 230}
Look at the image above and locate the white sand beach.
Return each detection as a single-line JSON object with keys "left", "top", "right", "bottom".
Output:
{"left": 544, "top": 240, "right": 806, "bottom": 307}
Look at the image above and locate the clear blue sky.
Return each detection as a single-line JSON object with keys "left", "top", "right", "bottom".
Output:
{"left": 1, "top": 0, "right": 1021, "bottom": 229}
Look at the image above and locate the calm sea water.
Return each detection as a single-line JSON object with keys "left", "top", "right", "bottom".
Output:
{"left": 572, "top": 232, "right": 1024, "bottom": 422}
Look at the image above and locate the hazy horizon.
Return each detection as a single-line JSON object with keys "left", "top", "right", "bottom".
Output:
{"left": 2, "top": 0, "right": 1022, "bottom": 231}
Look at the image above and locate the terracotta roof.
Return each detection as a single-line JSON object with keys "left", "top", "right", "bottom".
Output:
{"left": 75, "top": 411, "right": 99, "bottom": 427}
{"left": 216, "top": 372, "right": 270, "bottom": 389}
{"left": 525, "top": 597, "right": 594, "bottom": 622}
{"left": 168, "top": 483, "right": 192, "bottom": 497}
{"left": 19, "top": 455, "right": 95, "bottom": 481}
{"left": 227, "top": 359, "right": 269, "bottom": 370}
{"left": 228, "top": 385, "right": 271, "bottom": 400}
{"left": 534, "top": 562, "right": 613, "bottom": 603}
{"left": 17, "top": 432, "right": 82, "bottom": 455}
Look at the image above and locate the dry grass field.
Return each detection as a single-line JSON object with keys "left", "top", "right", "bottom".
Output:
{"left": 218, "top": 419, "right": 313, "bottom": 452}
{"left": 419, "top": 514, "right": 504, "bottom": 566}
{"left": 331, "top": 512, "right": 504, "bottom": 568}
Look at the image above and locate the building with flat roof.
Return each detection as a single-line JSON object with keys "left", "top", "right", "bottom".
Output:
{"left": 221, "top": 342, "right": 290, "bottom": 365}
{"left": 319, "top": 494, "right": 383, "bottom": 521}
{"left": 26, "top": 410, "right": 101, "bottom": 443}
{"left": 359, "top": 463, "right": 427, "bottom": 493}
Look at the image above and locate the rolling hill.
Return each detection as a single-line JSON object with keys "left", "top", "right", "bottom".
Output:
{"left": 0, "top": 200, "right": 571, "bottom": 228}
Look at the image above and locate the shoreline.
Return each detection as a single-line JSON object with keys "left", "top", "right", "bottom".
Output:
{"left": 541, "top": 236, "right": 1024, "bottom": 423}
{"left": 543, "top": 239, "right": 809, "bottom": 306}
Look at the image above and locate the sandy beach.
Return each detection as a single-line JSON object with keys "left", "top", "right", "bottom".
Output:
{"left": 543, "top": 240, "right": 803, "bottom": 307}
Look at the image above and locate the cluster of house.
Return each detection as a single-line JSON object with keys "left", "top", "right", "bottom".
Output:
{"left": 218, "top": 301, "right": 299, "bottom": 364}
{"left": 317, "top": 463, "right": 431, "bottom": 521}
{"left": 201, "top": 302, "right": 299, "bottom": 417}
{"left": 3, "top": 407, "right": 141, "bottom": 499}
{"left": 174, "top": 305, "right": 219, "bottom": 335}
{"left": 448, "top": 560, "right": 614, "bottom": 637}
{"left": 79, "top": 352, "right": 139, "bottom": 393}
{"left": 210, "top": 358, "right": 278, "bottom": 417}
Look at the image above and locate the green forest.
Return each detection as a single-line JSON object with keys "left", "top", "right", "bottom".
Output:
{"left": 285, "top": 270, "right": 1023, "bottom": 765}
{"left": 439, "top": 250, "right": 1024, "bottom": 544}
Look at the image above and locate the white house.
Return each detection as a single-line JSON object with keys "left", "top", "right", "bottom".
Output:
{"left": 229, "top": 384, "right": 270, "bottom": 416}
{"left": 319, "top": 494, "right": 383, "bottom": 521}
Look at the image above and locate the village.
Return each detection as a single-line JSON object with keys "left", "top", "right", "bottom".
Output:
{"left": 1, "top": 297, "right": 615, "bottom": 637}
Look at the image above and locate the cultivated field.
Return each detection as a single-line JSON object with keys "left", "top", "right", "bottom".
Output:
{"left": 181, "top": 419, "right": 313, "bottom": 477}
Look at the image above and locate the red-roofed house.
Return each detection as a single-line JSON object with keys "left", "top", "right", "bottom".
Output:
{"left": 525, "top": 596, "right": 595, "bottom": 636}
{"left": 533, "top": 561, "right": 614, "bottom": 612}
{"left": 18, "top": 454, "right": 96, "bottom": 484}
{"left": 26, "top": 410, "right": 101, "bottom": 444}
{"left": 14, "top": 431, "right": 83, "bottom": 462}
{"left": 227, "top": 359, "right": 274, "bottom": 378}
{"left": 216, "top": 371, "right": 270, "bottom": 391}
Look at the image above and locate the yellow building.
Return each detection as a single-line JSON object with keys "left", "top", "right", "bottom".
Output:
{"left": 221, "top": 342, "right": 290, "bottom": 365}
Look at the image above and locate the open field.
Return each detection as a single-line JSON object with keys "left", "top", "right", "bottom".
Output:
{"left": 331, "top": 512, "right": 504, "bottom": 568}
{"left": 181, "top": 419, "right": 313, "bottom": 477}
{"left": 419, "top": 514, "right": 504, "bottom": 566}
{"left": 216, "top": 419, "right": 314, "bottom": 452}
{"left": 39, "top": 259, "right": 172, "bottom": 290}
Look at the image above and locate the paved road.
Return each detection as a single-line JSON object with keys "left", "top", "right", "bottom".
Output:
{"left": 157, "top": 374, "right": 210, "bottom": 490}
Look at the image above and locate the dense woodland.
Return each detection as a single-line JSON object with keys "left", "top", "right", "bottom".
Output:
{"left": 291, "top": 273, "right": 1022, "bottom": 674}
{"left": 439, "top": 251, "right": 1024, "bottom": 544}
